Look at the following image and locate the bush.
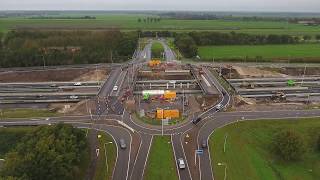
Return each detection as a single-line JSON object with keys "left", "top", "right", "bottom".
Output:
{"left": 273, "top": 129, "right": 306, "bottom": 161}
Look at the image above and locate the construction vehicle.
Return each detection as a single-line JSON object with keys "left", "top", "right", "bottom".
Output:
{"left": 240, "top": 82, "right": 255, "bottom": 89}
{"left": 271, "top": 91, "right": 286, "bottom": 101}
{"left": 148, "top": 59, "right": 161, "bottom": 67}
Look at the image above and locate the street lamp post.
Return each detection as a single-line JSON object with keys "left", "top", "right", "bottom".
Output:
{"left": 218, "top": 162, "right": 227, "bottom": 180}
{"left": 104, "top": 142, "right": 113, "bottom": 174}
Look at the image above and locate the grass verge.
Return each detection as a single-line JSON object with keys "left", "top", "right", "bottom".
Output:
{"left": 209, "top": 118, "right": 320, "bottom": 180}
{"left": 0, "top": 108, "right": 58, "bottom": 119}
{"left": 151, "top": 42, "right": 165, "bottom": 59}
{"left": 134, "top": 113, "right": 185, "bottom": 126}
{"left": 94, "top": 132, "right": 117, "bottom": 180}
{"left": 144, "top": 136, "right": 178, "bottom": 180}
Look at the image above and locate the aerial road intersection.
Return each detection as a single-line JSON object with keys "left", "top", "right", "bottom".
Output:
{"left": 1, "top": 40, "right": 320, "bottom": 180}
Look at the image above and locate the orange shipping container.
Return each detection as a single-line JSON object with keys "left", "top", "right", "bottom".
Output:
{"left": 164, "top": 91, "right": 176, "bottom": 99}
{"left": 156, "top": 109, "right": 164, "bottom": 119}
{"left": 163, "top": 109, "right": 179, "bottom": 119}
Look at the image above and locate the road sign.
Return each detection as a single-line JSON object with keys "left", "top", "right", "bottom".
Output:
{"left": 162, "top": 119, "right": 169, "bottom": 126}
{"left": 195, "top": 149, "right": 204, "bottom": 155}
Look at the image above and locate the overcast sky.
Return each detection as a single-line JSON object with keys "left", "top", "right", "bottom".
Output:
{"left": 1, "top": 0, "right": 320, "bottom": 12}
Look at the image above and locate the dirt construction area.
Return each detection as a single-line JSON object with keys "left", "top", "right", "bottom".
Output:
{"left": 0, "top": 67, "right": 109, "bottom": 82}
{"left": 215, "top": 64, "right": 320, "bottom": 112}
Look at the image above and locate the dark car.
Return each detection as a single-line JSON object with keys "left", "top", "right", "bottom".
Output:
{"left": 192, "top": 117, "right": 202, "bottom": 124}
{"left": 222, "top": 91, "right": 226, "bottom": 96}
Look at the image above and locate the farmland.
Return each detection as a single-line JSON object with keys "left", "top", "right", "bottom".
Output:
{"left": 209, "top": 118, "right": 320, "bottom": 180}
{"left": 198, "top": 44, "right": 320, "bottom": 61}
{"left": 1, "top": 13, "right": 320, "bottom": 36}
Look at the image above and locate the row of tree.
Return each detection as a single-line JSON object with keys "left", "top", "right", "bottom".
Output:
{"left": 0, "top": 30, "right": 138, "bottom": 68}
{"left": 137, "top": 17, "right": 161, "bottom": 23}
{"left": 188, "top": 31, "right": 300, "bottom": 46}
{"left": 173, "top": 31, "right": 320, "bottom": 58}
{"left": 0, "top": 124, "right": 88, "bottom": 180}
{"left": 138, "top": 30, "right": 175, "bottom": 38}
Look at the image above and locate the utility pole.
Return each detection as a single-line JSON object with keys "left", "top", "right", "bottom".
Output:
{"left": 110, "top": 51, "right": 113, "bottom": 64}
{"left": 161, "top": 119, "right": 164, "bottom": 136}
{"left": 301, "top": 64, "right": 307, "bottom": 86}
{"left": 182, "top": 89, "right": 185, "bottom": 116}
{"left": 223, "top": 133, "right": 228, "bottom": 153}
{"left": 96, "top": 65, "right": 99, "bottom": 86}
{"left": 42, "top": 54, "right": 46, "bottom": 69}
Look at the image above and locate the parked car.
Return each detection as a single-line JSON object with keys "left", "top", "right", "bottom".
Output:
{"left": 119, "top": 139, "right": 126, "bottom": 149}
{"left": 192, "top": 117, "right": 202, "bottom": 125}
{"left": 177, "top": 158, "right": 186, "bottom": 169}
{"left": 113, "top": 86, "right": 118, "bottom": 91}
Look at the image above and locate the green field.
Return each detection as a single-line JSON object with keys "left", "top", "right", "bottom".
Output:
{"left": 209, "top": 118, "right": 320, "bottom": 180}
{"left": 94, "top": 132, "right": 117, "bottom": 180}
{"left": 198, "top": 44, "right": 320, "bottom": 61}
{"left": 1, "top": 14, "right": 320, "bottom": 36}
{"left": 144, "top": 136, "right": 178, "bottom": 180}
{"left": 0, "top": 108, "right": 58, "bottom": 119}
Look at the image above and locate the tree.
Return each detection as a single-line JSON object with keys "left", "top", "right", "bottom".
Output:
{"left": 303, "top": 35, "right": 312, "bottom": 41}
{"left": 0, "top": 124, "right": 88, "bottom": 180}
{"left": 138, "top": 18, "right": 141, "bottom": 23}
{"left": 272, "top": 129, "right": 306, "bottom": 161}
{"left": 317, "top": 134, "right": 320, "bottom": 151}
{"left": 174, "top": 34, "right": 198, "bottom": 58}
{"left": 316, "top": 35, "right": 320, "bottom": 41}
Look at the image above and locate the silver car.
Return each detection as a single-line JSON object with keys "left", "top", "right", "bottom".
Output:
{"left": 177, "top": 158, "right": 186, "bottom": 169}
{"left": 119, "top": 139, "right": 126, "bottom": 149}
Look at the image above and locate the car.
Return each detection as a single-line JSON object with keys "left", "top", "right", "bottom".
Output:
{"left": 113, "top": 86, "right": 118, "bottom": 91}
{"left": 74, "top": 82, "right": 82, "bottom": 86}
{"left": 201, "top": 139, "right": 207, "bottom": 148}
{"left": 222, "top": 91, "right": 226, "bottom": 96}
{"left": 119, "top": 139, "right": 126, "bottom": 149}
{"left": 192, "top": 117, "right": 202, "bottom": 125}
{"left": 50, "top": 84, "right": 57, "bottom": 87}
{"left": 216, "top": 104, "right": 223, "bottom": 111}
{"left": 69, "top": 95, "right": 79, "bottom": 99}
{"left": 177, "top": 158, "right": 186, "bottom": 169}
